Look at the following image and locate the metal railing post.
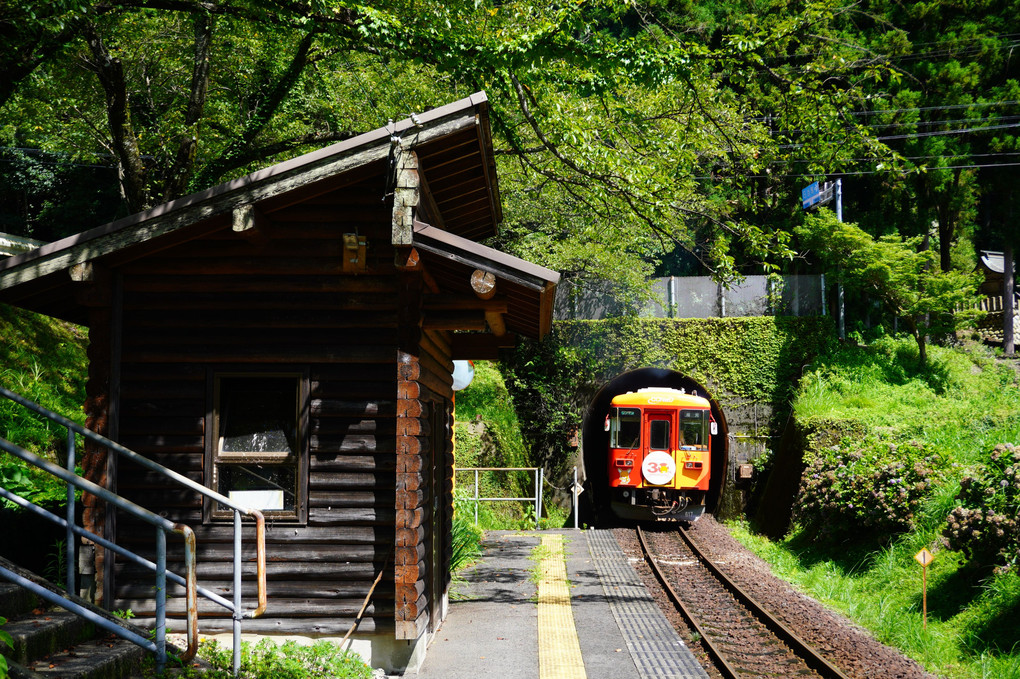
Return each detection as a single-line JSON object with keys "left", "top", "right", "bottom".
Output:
{"left": 474, "top": 469, "right": 479, "bottom": 525}
{"left": 573, "top": 466, "right": 579, "bottom": 530}
{"left": 233, "top": 510, "right": 242, "bottom": 678}
{"left": 535, "top": 469, "right": 542, "bottom": 529}
{"left": 155, "top": 528, "right": 167, "bottom": 675}
{"left": 65, "top": 427, "right": 75, "bottom": 595}
{"left": 0, "top": 388, "right": 270, "bottom": 679}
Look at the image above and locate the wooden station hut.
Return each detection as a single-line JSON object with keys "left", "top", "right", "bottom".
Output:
{"left": 0, "top": 92, "right": 558, "bottom": 671}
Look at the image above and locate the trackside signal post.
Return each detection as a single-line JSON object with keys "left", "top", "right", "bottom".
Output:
{"left": 801, "top": 179, "right": 845, "bottom": 339}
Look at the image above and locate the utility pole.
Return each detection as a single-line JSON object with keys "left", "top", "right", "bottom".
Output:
{"left": 801, "top": 178, "right": 845, "bottom": 338}
{"left": 1005, "top": 241, "right": 1015, "bottom": 356}
{"left": 835, "top": 179, "right": 844, "bottom": 340}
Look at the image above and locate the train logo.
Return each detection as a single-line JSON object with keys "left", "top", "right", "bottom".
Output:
{"left": 606, "top": 387, "right": 714, "bottom": 522}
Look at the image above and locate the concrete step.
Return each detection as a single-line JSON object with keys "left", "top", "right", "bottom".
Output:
{"left": 0, "top": 581, "right": 39, "bottom": 619}
{"left": 1, "top": 559, "right": 153, "bottom": 679}
{"left": 4, "top": 608, "right": 95, "bottom": 665}
{"left": 14, "top": 634, "right": 145, "bottom": 679}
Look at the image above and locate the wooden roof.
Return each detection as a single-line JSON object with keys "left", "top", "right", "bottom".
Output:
{"left": 0, "top": 92, "right": 556, "bottom": 340}
{"left": 414, "top": 220, "right": 559, "bottom": 353}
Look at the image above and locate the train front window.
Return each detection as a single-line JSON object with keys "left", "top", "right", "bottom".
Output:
{"left": 680, "top": 410, "right": 708, "bottom": 448}
{"left": 649, "top": 419, "right": 670, "bottom": 450}
{"left": 611, "top": 407, "right": 641, "bottom": 449}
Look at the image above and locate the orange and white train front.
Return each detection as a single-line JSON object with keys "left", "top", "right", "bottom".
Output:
{"left": 606, "top": 387, "right": 714, "bottom": 522}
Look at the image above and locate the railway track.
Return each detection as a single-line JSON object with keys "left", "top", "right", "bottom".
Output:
{"left": 636, "top": 525, "right": 853, "bottom": 679}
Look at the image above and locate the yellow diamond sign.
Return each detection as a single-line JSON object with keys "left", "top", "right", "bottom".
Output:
{"left": 914, "top": 548, "right": 934, "bottom": 567}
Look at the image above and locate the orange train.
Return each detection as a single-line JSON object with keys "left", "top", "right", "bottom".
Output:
{"left": 605, "top": 387, "right": 716, "bottom": 522}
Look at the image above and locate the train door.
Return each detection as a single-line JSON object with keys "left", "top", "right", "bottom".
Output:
{"left": 641, "top": 411, "right": 676, "bottom": 487}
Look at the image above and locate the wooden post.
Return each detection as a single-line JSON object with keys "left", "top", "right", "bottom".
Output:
{"left": 922, "top": 563, "right": 927, "bottom": 631}
{"left": 470, "top": 269, "right": 497, "bottom": 299}
{"left": 392, "top": 145, "right": 419, "bottom": 248}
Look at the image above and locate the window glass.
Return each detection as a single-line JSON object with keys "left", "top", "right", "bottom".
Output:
{"left": 680, "top": 410, "right": 708, "bottom": 448}
{"left": 217, "top": 463, "right": 296, "bottom": 512}
{"left": 212, "top": 374, "right": 302, "bottom": 519}
{"left": 219, "top": 377, "right": 296, "bottom": 455}
{"left": 612, "top": 408, "right": 641, "bottom": 449}
{"left": 649, "top": 419, "right": 670, "bottom": 450}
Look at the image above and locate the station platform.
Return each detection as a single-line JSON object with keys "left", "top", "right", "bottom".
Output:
{"left": 405, "top": 529, "right": 708, "bottom": 679}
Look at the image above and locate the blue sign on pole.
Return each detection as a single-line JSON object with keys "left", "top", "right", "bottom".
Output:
{"left": 801, "top": 181, "right": 821, "bottom": 210}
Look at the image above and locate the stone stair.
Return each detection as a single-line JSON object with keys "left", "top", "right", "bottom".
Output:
{"left": 0, "top": 560, "right": 150, "bottom": 679}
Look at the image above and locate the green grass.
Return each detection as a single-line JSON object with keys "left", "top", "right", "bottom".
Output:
{"left": 731, "top": 519, "right": 1020, "bottom": 678}
{"left": 455, "top": 361, "right": 563, "bottom": 529}
{"left": 0, "top": 304, "right": 89, "bottom": 507}
{"left": 138, "top": 638, "right": 372, "bottom": 678}
{"left": 735, "top": 335, "right": 1020, "bottom": 679}
{"left": 795, "top": 336, "right": 1020, "bottom": 465}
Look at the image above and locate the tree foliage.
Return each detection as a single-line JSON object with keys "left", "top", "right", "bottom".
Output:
{"left": 796, "top": 210, "right": 980, "bottom": 364}
{"left": 0, "top": 0, "right": 892, "bottom": 290}
{"left": 834, "top": 0, "right": 1020, "bottom": 269}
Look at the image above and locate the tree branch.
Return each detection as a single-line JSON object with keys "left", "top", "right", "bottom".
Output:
{"left": 82, "top": 21, "right": 149, "bottom": 212}
{"left": 163, "top": 10, "right": 214, "bottom": 199}
{"left": 193, "top": 27, "right": 317, "bottom": 188}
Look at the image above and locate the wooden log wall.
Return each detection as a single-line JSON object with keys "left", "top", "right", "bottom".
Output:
{"left": 108, "top": 178, "right": 440, "bottom": 637}
{"left": 393, "top": 331, "right": 454, "bottom": 640}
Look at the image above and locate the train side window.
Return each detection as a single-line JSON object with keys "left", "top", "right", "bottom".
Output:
{"left": 612, "top": 408, "right": 641, "bottom": 449}
{"left": 649, "top": 419, "right": 670, "bottom": 450}
{"left": 680, "top": 410, "right": 708, "bottom": 449}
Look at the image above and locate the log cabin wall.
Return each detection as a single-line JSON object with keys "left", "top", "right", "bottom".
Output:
{"left": 111, "top": 176, "right": 410, "bottom": 637}
{"left": 0, "top": 93, "right": 557, "bottom": 672}
{"left": 394, "top": 326, "right": 454, "bottom": 639}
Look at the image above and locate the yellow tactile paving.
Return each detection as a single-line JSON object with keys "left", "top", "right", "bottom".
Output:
{"left": 537, "top": 534, "right": 587, "bottom": 679}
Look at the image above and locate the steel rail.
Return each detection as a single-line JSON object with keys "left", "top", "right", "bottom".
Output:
{"left": 636, "top": 526, "right": 742, "bottom": 679}
{"left": 674, "top": 526, "right": 851, "bottom": 679}
{"left": 639, "top": 524, "right": 852, "bottom": 679}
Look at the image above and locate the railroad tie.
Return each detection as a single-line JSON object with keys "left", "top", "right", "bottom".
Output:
{"left": 538, "top": 533, "right": 587, "bottom": 679}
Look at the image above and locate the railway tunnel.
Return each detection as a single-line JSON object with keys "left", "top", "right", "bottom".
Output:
{"left": 579, "top": 368, "right": 729, "bottom": 524}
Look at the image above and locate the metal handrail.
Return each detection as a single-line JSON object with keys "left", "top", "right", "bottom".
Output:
{"left": 0, "top": 386, "right": 268, "bottom": 676}
{"left": 0, "top": 438, "right": 195, "bottom": 674}
{"left": 455, "top": 466, "right": 545, "bottom": 529}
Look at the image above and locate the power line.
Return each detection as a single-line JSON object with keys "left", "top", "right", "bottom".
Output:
{"left": 695, "top": 160, "right": 1020, "bottom": 181}
{"left": 787, "top": 150, "right": 1020, "bottom": 164}
{"left": 775, "top": 120, "right": 1020, "bottom": 149}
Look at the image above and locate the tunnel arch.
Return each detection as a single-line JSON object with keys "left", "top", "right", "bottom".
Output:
{"left": 579, "top": 368, "right": 729, "bottom": 523}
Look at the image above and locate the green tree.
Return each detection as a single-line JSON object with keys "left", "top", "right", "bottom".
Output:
{"left": 840, "top": 0, "right": 1020, "bottom": 271}
{"left": 796, "top": 210, "right": 980, "bottom": 365}
{"left": 0, "top": 0, "right": 890, "bottom": 290}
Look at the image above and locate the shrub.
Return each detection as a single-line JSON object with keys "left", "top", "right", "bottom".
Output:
{"left": 451, "top": 493, "right": 484, "bottom": 572}
{"left": 1, "top": 615, "right": 12, "bottom": 679}
{"left": 795, "top": 438, "right": 945, "bottom": 540}
{"left": 182, "top": 639, "right": 371, "bottom": 679}
{"left": 944, "top": 443, "right": 1020, "bottom": 571}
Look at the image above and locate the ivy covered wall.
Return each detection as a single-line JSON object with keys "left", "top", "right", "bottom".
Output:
{"left": 500, "top": 316, "right": 835, "bottom": 516}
